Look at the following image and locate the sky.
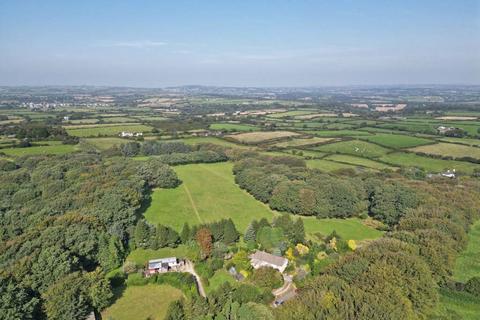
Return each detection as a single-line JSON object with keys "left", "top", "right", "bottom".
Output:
{"left": 0, "top": 0, "right": 479, "bottom": 87}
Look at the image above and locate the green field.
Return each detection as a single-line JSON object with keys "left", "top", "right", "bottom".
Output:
{"left": 410, "top": 142, "right": 480, "bottom": 160}
{"left": 324, "top": 154, "right": 396, "bottom": 170}
{"left": 143, "top": 162, "right": 382, "bottom": 240}
{"left": 312, "top": 140, "right": 390, "bottom": 158}
{"left": 453, "top": 220, "right": 480, "bottom": 282}
{"left": 359, "top": 133, "right": 433, "bottom": 148}
{"left": 268, "top": 110, "right": 315, "bottom": 118}
{"left": 0, "top": 144, "right": 78, "bottom": 156}
{"left": 209, "top": 123, "right": 258, "bottom": 131}
{"left": 306, "top": 130, "right": 372, "bottom": 137}
{"left": 379, "top": 152, "right": 480, "bottom": 174}
{"left": 102, "top": 284, "right": 183, "bottom": 320}
{"left": 301, "top": 217, "right": 383, "bottom": 241}
{"left": 439, "top": 137, "right": 480, "bottom": 147}
{"left": 66, "top": 124, "right": 153, "bottom": 137}
{"left": 172, "top": 137, "right": 251, "bottom": 149}
{"left": 144, "top": 162, "right": 276, "bottom": 232}
{"left": 83, "top": 137, "right": 130, "bottom": 150}
{"left": 270, "top": 137, "right": 335, "bottom": 148}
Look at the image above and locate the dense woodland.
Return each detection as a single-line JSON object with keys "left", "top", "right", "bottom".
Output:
{"left": 0, "top": 153, "right": 180, "bottom": 319}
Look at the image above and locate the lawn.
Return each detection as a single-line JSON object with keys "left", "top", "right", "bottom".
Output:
{"left": 409, "top": 142, "right": 480, "bottom": 160}
{"left": 0, "top": 144, "right": 78, "bottom": 156}
{"left": 359, "top": 133, "right": 433, "bottom": 149}
{"left": 324, "top": 154, "right": 396, "bottom": 170}
{"left": 209, "top": 123, "right": 258, "bottom": 131}
{"left": 452, "top": 220, "right": 480, "bottom": 282}
{"left": 206, "top": 269, "right": 236, "bottom": 294}
{"left": 379, "top": 152, "right": 480, "bottom": 174}
{"left": 66, "top": 124, "right": 153, "bottom": 137}
{"left": 144, "top": 162, "right": 276, "bottom": 232}
{"left": 312, "top": 140, "right": 390, "bottom": 158}
{"left": 101, "top": 284, "right": 183, "bottom": 320}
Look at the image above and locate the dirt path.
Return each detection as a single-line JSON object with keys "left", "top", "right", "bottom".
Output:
{"left": 184, "top": 260, "right": 206, "bottom": 297}
{"left": 182, "top": 184, "right": 203, "bottom": 224}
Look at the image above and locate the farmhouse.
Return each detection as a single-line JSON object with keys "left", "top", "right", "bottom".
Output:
{"left": 436, "top": 126, "right": 457, "bottom": 135}
{"left": 146, "top": 257, "right": 183, "bottom": 275}
{"left": 120, "top": 131, "right": 143, "bottom": 137}
{"left": 249, "top": 250, "right": 289, "bottom": 273}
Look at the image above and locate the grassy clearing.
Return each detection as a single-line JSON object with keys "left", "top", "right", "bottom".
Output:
{"left": 270, "top": 137, "right": 335, "bottom": 148}
{"left": 379, "top": 152, "right": 480, "bottom": 174}
{"left": 0, "top": 144, "right": 78, "bottom": 156}
{"left": 324, "top": 154, "right": 396, "bottom": 170}
{"left": 144, "top": 162, "right": 276, "bottom": 232}
{"left": 226, "top": 131, "right": 300, "bottom": 144}
{"left": 359, "top": 133, "right": 433, "bottom": 148}
{"left": 66, "top": 124, "right": 153, "bottom": 137}
{"left": 101, "top": 284, "right": 183, "bottom": 320}
{"left": 209, "top": 123, "right": 258, "bottom": 131}
{"left": 101, "top": 116, "right": 139, "bottom": 123}
{"left": 409, "top": 142, "right": 480, "bottom": 160}
{"left": 301, "top": 217, "right": 383, "bottom": 240}
{"left": 453, "top": 220, "right": 480, "bottom": 282}
{"left": 312, "top": 140, "right": 390, "bottom": 158}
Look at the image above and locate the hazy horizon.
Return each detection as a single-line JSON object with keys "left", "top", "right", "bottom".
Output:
{"left": 1, "top": 0, "right": 479, "bottom": 87}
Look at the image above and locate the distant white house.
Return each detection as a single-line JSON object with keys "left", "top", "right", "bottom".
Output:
{"left": 249, "top": 250, "right": 288, "bottom": 273}
{"left": 63, "top": 116, "right": 70, "bottom": 121}
{"left": 120, "top": 131, "right": 143, "bottom": 137}
{"left": 441, "top": 169, "right": 456, "bottom": 178}
{"left": 146, "top": 257, "right": 183, "bottom": 275}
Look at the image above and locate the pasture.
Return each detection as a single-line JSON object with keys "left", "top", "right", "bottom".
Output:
{"left": 209, "top": 123, "right": 258, "bottom": 131}
{"left": 101, "top": 284, "right": 183, "bottom": 320}
{"left": 0, "top": 144, "right": 78, "bottom": 156}
{"left": 324, "top": 154, "right": 396, "bottom": 170}
{"left": 312, "top": 140, "right": 390, "bottom": 158}
{"left": 379, "top": 152, "right": 480, "bottom": 174}
{"left": 306, "top": 130, "right": 372, "bottom": 137}
{"left": 409, "top": 142, "right": 480, "bottom": 160}
{"left": 306, "top": 159, "right": 360, "bottom": 172}
{"left": 143, "top": 162, "right": 382, "bottom": 240}
{"left": 270, "top": 137, "right": 335, "bottom": 148}
{"left": 268, "top": 110, "right": 315, "bottom": 118}
{"left": 66, "top": 124, "right": 153, "bottom": 137}
{"left": 144, "top": 162, "right": 276, "bottom": 232}
{"left": 226, "top": 131, "right": 300, "bottom": 144}
{"left": 359, "top": 133, "right": 433, "bottom": 149}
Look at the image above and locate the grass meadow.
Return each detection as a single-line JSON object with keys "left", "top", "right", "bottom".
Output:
{"left": 101, "top": 284, "right": 183, "bottom": 320}
{"left": 209, "top": 123, "right": 258, "bottom": 131}
{"left": 143, "top": 162, "right": 382, "bottom": 241}
{"left": 66, "top": 124, "right": 153, "bottom": 137}
{"left": 410, "top": 142, "right": 480, "bottom": 160}
{"left": 312, "top": 140, "right": 390, "bottom": 158}
{"left": 359, "top": 133, "right": 433, "bottom": 149}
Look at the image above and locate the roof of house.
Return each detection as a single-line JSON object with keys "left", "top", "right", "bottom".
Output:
{"left": 148, "top": 257, "right": 177, "bottom": 269}
{"left": 250, "top": 251, "right": 288, "bottom": 267}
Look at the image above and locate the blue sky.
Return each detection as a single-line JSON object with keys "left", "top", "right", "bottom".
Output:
{"left": 0, "top": 0, "right": 479, "bottom": 87}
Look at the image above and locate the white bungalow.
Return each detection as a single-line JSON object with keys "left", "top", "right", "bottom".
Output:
{"left": 249, "top": 250, "right": 288, "bottom": 273}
